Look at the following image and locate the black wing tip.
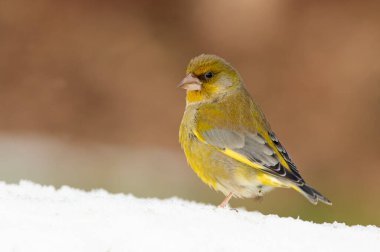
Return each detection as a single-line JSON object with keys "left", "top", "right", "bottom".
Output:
{"left": 298, "top": 184, "right": 332, "bottom": 206}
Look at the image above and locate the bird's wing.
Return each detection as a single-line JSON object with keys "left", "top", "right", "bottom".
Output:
{"left": 193, "top": 128, "right": 305, "bottom": 185}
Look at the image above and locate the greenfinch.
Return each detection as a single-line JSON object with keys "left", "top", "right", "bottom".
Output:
{"left": 178, "top": 54, "right": 331, "bottom": 207}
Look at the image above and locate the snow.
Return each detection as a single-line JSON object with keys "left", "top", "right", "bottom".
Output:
{"left": 0, "top": 181, "right": 379, "bottom": 252}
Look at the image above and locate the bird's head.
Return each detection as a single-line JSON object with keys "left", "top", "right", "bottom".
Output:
{"left": 178, "top": 54, "right": 242, "bottom": 103}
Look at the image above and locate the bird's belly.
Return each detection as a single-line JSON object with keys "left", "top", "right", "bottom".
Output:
{"left": 183, "top": 138, "right": 272, "bottom": 198}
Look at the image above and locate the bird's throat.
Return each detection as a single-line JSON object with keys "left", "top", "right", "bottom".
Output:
{"left": 186, "top": 90, "right": 208, "bottom": 104}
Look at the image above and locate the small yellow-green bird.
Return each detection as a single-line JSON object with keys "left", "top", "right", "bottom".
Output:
{"left": 178, "top": 54, "right": 331, "bottom": 207}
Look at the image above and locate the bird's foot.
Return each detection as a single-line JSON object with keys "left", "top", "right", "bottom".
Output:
{"left": 217, "top": 192, "right": 238, "bottom": 212}
{"left": 216, "top": 204, "right": 239, "bottom": 212}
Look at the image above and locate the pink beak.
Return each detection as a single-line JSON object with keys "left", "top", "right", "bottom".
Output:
{"left": 177, "top": 74, "right": 202, "bottom": 91}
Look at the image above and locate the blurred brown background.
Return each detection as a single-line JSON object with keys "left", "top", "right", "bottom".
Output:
{"left": 1, "top": 0, "right": 379, "bottom": 225}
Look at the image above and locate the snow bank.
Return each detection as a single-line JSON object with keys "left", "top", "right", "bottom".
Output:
{"left": 0, "top": 181, "right": 379, "bottom": 252}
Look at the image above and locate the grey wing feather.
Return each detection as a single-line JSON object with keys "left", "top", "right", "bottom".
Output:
{"left": 202, "top": 129, "right": 305, "bottom": 185}
{"left": 238, "top": 133, "right": 278, "bottom": 167}
{"left": 202, "top": 129, "right": 245, "bottom": 149}
{"left": 202, "top": 129, "right": 279, "bottom": 168}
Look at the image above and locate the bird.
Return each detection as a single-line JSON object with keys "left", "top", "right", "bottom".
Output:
{"left": 178, "top": 54, "right": 331, "bottom": 208}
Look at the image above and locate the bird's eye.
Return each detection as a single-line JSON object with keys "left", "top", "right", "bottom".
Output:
{"left": 204, "top": 72, "right": 214, "bottom": 80}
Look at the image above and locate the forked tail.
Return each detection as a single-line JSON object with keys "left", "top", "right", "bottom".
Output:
{"left": 293, "top": 184, "right": 332, "bottom": 205}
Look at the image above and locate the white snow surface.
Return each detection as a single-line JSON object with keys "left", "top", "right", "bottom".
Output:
{"left": 0, "top": 181, "right": 379, "bottom": 252}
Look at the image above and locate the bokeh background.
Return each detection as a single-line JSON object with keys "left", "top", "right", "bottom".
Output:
{"left": 1, "top": 0, "right": 379, "bottom": 226}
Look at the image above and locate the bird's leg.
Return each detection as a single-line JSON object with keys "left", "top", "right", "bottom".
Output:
{"left": 218, "top": 192, "right": 233, "bottom": 208}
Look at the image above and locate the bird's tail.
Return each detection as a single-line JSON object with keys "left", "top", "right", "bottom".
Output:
{"left": 292, "top": 184, "right": 332, "bottom": 205}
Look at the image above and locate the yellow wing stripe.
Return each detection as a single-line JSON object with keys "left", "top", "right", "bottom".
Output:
{"left": 194, "top": 129, "right": 267, "bottom": 171}
{"left": 223, "top": 148, "right": 292, "bottom": 187}
{"left": 222, "top": 148, "right": 264, "bottom": 170}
